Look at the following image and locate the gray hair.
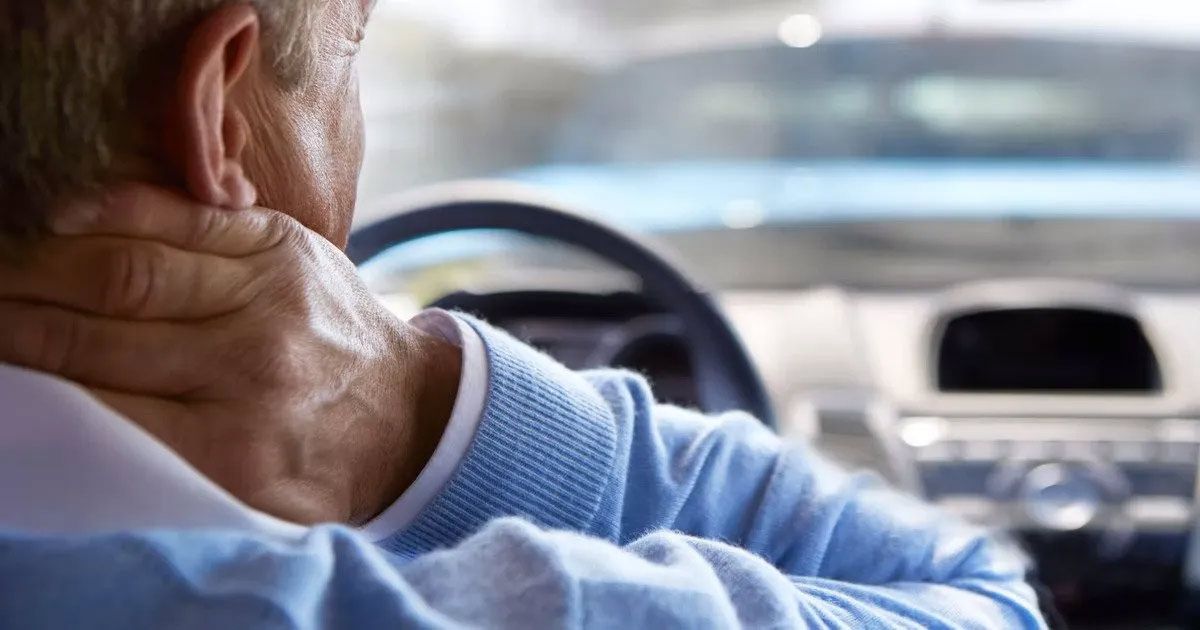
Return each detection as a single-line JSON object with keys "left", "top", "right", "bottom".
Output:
{"left": 0, "top": 1, "right": 324, "bottom": 244}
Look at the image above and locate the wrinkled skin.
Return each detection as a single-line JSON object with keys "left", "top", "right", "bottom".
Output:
{"left": 235, "top": 0, "right": 372, "bottom": 246}
{"left": 0, "top": 0, "right": 461, "bottom": 525}
{"left": 0, "top": 186, "right": 461, "bottom": 525}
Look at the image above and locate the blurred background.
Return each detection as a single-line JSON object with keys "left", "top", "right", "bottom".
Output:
{"left": 357, "top": 0, "right": 1200, "bottom": 224}
{"left": 354, "top": 1, "right": 1200, "bottom": 626}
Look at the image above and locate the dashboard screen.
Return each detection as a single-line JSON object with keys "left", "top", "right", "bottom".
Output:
{"left": 937, "top": 308, "right": 1161, "bottom": 393}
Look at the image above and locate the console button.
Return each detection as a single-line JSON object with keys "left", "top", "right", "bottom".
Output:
{"left": 1020, "top": 464, "right": 1103, "bottom": 531}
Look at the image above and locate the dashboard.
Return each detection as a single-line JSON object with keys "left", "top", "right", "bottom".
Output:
{"left": 457, "top": 277, "right": 1200, "bottom": 625}
{"left": 737, "top": 279, "right": 1200, "bottom": 625}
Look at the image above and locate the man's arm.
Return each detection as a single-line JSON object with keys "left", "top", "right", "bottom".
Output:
{"left": 592, "top": 371, "right": 1031, "bottom": 588}
{"left": 0, "top": 517, "right": 1038, "bottom": 629}
{"left": 378, "top": 317, "right": 1044, "bottom": 628}
{"left": 600, "top": 396, "right": 1041, "bottom": 626}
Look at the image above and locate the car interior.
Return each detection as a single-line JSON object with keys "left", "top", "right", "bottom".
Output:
{"left": 351, "top": 1, "right": 1200, "bottom": 627}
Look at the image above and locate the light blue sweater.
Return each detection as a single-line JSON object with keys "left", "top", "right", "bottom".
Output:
{"left": 0, "top": 317, "right": 1045, "bottom": 629}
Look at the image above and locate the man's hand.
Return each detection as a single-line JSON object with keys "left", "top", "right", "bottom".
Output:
{"left": 0, "top": 185, "right": 462, "bottom": 525}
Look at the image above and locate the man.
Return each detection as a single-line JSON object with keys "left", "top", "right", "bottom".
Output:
{"left": 0, "top": 1, "right": 1046, "bottom": 628}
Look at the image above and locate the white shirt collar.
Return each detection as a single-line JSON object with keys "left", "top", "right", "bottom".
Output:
{"left": 0, "top": 363, "right": 305, "bottom": 538}
{"left": 0, "top": 310, "right": 486, "bottom": 541}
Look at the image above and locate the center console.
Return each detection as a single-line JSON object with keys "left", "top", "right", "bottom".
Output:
{"left": 902, "top": 414, "right": 1197, "bottom": 621}
{"left": 899, "top": 303, "right": 1194, "bottom": 623}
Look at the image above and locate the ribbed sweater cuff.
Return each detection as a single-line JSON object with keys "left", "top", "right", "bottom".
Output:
{"left": 382, "top": 316, "right": 617, "bottom": 556}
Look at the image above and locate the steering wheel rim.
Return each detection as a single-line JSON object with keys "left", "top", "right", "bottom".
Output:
{"left": 349, "top": 180, "right": 776, "bottom": 428}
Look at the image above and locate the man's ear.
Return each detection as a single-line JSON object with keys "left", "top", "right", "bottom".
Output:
{"left": 165, "top": 4, "right": 261, "bottom": 209}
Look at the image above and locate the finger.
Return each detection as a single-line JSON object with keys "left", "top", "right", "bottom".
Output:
{"left": 50, "top": 184, "right": 291, "bottom": 257}
{"left": 0, "top": 236, "right": 261, "bottom": 320}
{"left": 0, "top": 302, "right": 217, "bottom": 396}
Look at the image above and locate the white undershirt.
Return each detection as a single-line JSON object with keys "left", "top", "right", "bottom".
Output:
{"left": 0, "top": 310, "right": 488, "bottom": 539}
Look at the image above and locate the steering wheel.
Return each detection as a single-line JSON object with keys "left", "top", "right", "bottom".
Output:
{"left": 348, "top": 181, "right": 776, "bottom": 428}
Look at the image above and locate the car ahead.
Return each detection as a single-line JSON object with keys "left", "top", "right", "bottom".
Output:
{"left": 511, "top": 33, "right": 1200, "bottom": 257}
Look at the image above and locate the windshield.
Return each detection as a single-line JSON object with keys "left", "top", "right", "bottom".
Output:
{"left": 556, "top": 40, "right": 1200, "bottom": 164}
{"left": 356, "top": 1, "right": 1200, "bottom": 289}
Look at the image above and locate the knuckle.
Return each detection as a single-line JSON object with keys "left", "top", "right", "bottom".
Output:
{"left": 261, "top": 211, "right": 300, "bottom": 252}
{"left": 101, "top": 244, "right": 166, "bottom": 316}
{"left": 264, "top": 340, "right": 308, "bottom": 387}
{"left": 271, "top": 269, "right": 310, "bottom": 309}
{"left": 229, "top": 267, "right": 268, "bottom": 307}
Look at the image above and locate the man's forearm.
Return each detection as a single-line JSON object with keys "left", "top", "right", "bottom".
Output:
{"left": 0, "top": 518, "right": 1042, "bottom": 629}
{"left": 376, "top": 315, "right": 1044, "bottom": 626}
